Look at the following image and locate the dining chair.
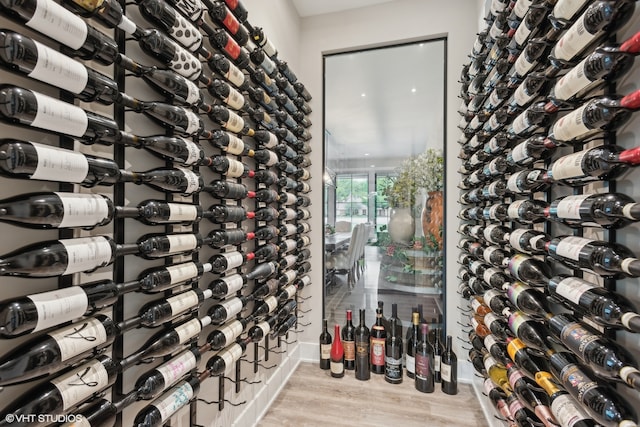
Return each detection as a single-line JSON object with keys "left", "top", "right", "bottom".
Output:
{"left": 327, "top": 224, "right": 363, "bottom": 289}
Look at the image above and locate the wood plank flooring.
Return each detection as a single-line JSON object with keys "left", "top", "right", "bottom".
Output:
{"left": 258, "top": 362, "right": 486, "bottom": 427}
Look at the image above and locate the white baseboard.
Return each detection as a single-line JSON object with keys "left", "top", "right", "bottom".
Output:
{"left": 298, "top": 341, "right": 319, "bottom": 362}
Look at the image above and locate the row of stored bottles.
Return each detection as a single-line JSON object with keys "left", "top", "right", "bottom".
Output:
{"left": 458, "top": 0, "right": 640, "bottom": 426}
{"left": 0, "top": 0, "right": 313, "bottom": 425}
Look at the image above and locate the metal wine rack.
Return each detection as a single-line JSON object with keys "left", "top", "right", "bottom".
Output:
{"left": 0, "top": 0, "right": 312, "bottom": 425}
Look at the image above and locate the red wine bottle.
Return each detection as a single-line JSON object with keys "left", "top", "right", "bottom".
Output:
{"left": 116, "top": 200, "right": 209, "bottom": 226}
{"left": 506, "top": 136, "right": 555, "bottom": 168}
{"left": 137, "top": 0, "right": 205, "bottom": 53}
{"left": 209, "top": 27, "right": 250, "bottom": 69}
{"left": 548, "top": 274, "right": 640, "bottom": 332}
{"left": 119, "top": 94, "right": 204, "bottom": 137}
{"left": 341, "top": 310, "right": 356, "bottom": 371}
{"left": 0, "top": 355, "right": 119, "bottom": 426}
{"left": 207, "top": 273, "right": 246, "bottom": 299}
{"left": 319, "top": 318, "right": 332, "bottom": 370}
{"left": 136, "top": 260, "right": 212, "bottom": 294}
{"left": 207, "top": 204, "right": 249, "bottom": 224}
{"left": 207, "top": 78, "right": 248, "bottom": 111}
{"left": 61, "top": 390, "right": 139, "bottom": 427}
{"left": 135, "top": 347, "right": 202, "bottom": 400}
{"left": 209, "top": 250, "right": 254, "bottom": 274}
{"left": 0, "top": 85, "right": 120, "bottom": 145}
{"left": 370, "top": 307, "right": 387, "bottom": 375}
{"left": 0, "top": 315, "right": 116, "bottom": 386}
{"left": 130, "top": 135, "right": 207, "bottom": 166}
{"left": 207, "top": 228, "right": 254, "bottom": 248}
{"left": 208, "top": 1, "right": 248, "bottom": 44}
{"left": 207, "top": 53, "right": 248, "bottom": 90}
{"left": 507, "top": 254, "right": 552, "bottom": 287}
{"left": 546, "top": 193, "right": 640, "bottom": 229}
{"left": 354, "top": 309, "right": 370, "bottom": 380}
{"left": 508, "top": 311, "right": 553, "bottom": 353}
{"left": 206, "top": 316, "right": 253, "bottom": 351}
{"left": 204, "top": 337, "right": 253, "bottom": 377}
{"left": 133, "top": 375, "right": 202, "bottom": 427}
{"left": 208, "top": 155, "right": 255, "bottom": 178}
{"left": 207, "top": 295, "right": 253, "bottom": 325}
{"left": 535, "top": 371, "right": 599, "bottom": 427}
{"left": 122, "top": 167, "right": 207, "bottom": 195}
{"left": 132, "top": 232, "right": 211, "bottom": 260}
{"left": 330, "top": 323, "right": 345, "bottom": 378}
{"left": 506, "top": 282, "right": 551, "bottom": 318}
{"left": 0, "top": 139, "right": 121, "bottom": 187}
{"left": 123, "top": 288, "right": 212, "bottom": 329}
{"left": 415, "top": 323, "right": 435, "bottom": 393}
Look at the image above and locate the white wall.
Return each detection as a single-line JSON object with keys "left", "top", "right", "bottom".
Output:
{"left": 296, "top": 0, "right": 478, "bottom": 379}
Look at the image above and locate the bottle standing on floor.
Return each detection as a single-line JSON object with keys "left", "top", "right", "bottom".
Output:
{"left": 385, "top": 318, "right": 403, "bottom": 384}
{"left": 441, "top": 335, "right": 458, "bottom": 395}
{"left": 330, "top": 324, "right": 345, "bottom": 378}
{"left": 370, "top": 307, "right": 387, "bottom": 374}
{"left": 433, "top": 328, "right": 443, "bottom": 383}
{"left": 342, "top": 310, "right": 356, "bottom": 370}
{"left": 355, "top": 309, "right": 370, "bottom": 381}
{"left": 319, "top": 319, "right": 332, "bottom": 370}
{"left": 406, "top": 311, "right": 420, "bottom": 379}
{"left": 415, "top": 323, "right": 435, "bottom": 393}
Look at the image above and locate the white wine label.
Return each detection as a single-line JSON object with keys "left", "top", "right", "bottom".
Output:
{"left": 300, "top": 236, "right": 311, "bottom": 247}
{"left": 550, "top": 150, "right": 587, "bottom": 180}
{"left": 490, "top": 0, "right": 507, "bottom": 14}
{"left": 553, "top": 16, "right": 594, "bottom": 62}
{"left": 167, "top": 203, "right": 199, "bottom": 222}
{"left": 484, "top": 334, "right": 498, "bottom": 352}
{"left": 483, "top": 225, "right": 498, "bottom": 243}
{"left": 155, "top": 381, "right": 194, "bottom": 422}
{"left": 226, "top": 158, "right": 244, "bottom": 178}
{"left": 513, "top": 84, "right": 533, "bottom": 107}
{"left": 441, "top": 363, "right": 452, "bottom": 382}
{"left": 469, "top": 135, "right": 482, "bottom": 149}
{"left": 167, "top": 234, "right": 198, "bottom": 254}
{"left": 551, "top": 394, "right": 591, "bottom": 427}
{"left": 553, "top": 0, "right": 589, "bottom": 20}
{"left": 509, "top": 229, "right": 528, "bottom": 252}
{"left": 224, "top": 87, "right": 245, "bottom": 110}
{"left": 264, "top": 296, "right": 278, "bottom": 314}
{"left": 31, "top": 92, "right": 88, "bottom": 137}
{"left": 51, "top": 359, "right": 109, "bottom": 410}
{"left": 483, "top": 268, "right": 501, "bottom": 286}
{"left": 555, "top": 236, "right": 593, "bottom": 261}
{"left": 218, "top": 343, "right": 243, "bottom": 373}
{"left": 514, "top": 21, "right": 532, "bottom": 47}
{"left": 281, "top": 255, "right": 297, "bottom": 268}
{"left": 184, "top": 78, "right": 201, "bottom": 105}
{"left": 283, "top": 224, "right": 297, "bottom": 236}
{"left": 406, "top": 354, "right": 415, "bottom": 374}
{"left": 224, "top": 133, "right": 245, "bottom": 155}
{"left": 556, "top": 195, "right": 589, "bottom": 220}
{"left": 483, "top": 355, "right": 497, "bottom": 375}
{"left": 620, "top": 258, "right": 639, "bottom": 275}
{"left": 27, "top": 0, "right": 88, "bottom": 50}
{"left": 282, "top": 284, "right": 297, "bottom": 300}
{"left": 183, "top": 111, "right": 201, "bottom": 135}
{"left": 222, "top": 252, "right": 245, "bottom": 269}
{"left": 221, "top": 274, "right": 245, "bottom": 294}
{"left": 508, "top": 200, "right": 526, "bottom": 219}
{"left": 56, "top": 193, "right": 111, "bottom": 228}
{"left": 484, "top": 313, "right": 499, "bottom": 330}
{"left": 484, "top": 246, "right": 501, "bottom": 264}
{"left": 29, "top": 286, "right": 88, "bottom": 332}
{"left": 224, "top": 110, "right": 244, "bottom": 133}
{"left": 169, "top": 14, "right": 202, "bottom": 50}
{"left": 261, "top": 37, "right": 277, "bottom": 58}
{"left": 262, "top": 151, "right": 279, "bottom": 167}
{"left": 511, "top": 142, "right": 528, "bottom": 163}
{"left": 506, "top": 173, "right": 522, "bottom": 193}
{"left": 483, "top": 289, "right": 501, "bottom": 306}
{"left": 257, "top": 321, "right": 271, "bottom": 337}
{"left": 551, "top": 104, "right": 589, "bottom": 141}
{"left": 515, "top": 52, "right": 535, "bottom": 77}
{"left": 180, "top": 139, "right": 201, "bottom": 166}
{"left": 166, "top": 262, "right": 199, "bottom": 285}
{"left": 167, "top": 291, "right": 200, "bottom": 315}
{"left": 225, "top": 62, "right": 245, "bottom": 87}
{"left": 262, "top": 131, "right": 278, "bottom": 148}
{"left": 218, "top": 320, "right": 244, "bottom": 345}
{"left": 554, "top": 57, "right": 591, "bottom": 101}
{"left": 49, "top": 317, "right": 108, "bottom": 361}
{"left": 32, "top": 143, "right": 89, "bottom": 183}
{"left": 320, "top": 343, "right": 331, "bottom": 360}
{"left": 510, "top": 112, "right": 530, "bottom": 135}
{"left": 220, "top": 298, "right": 244, "bottom": 319}
{"left": 330, "top": 360, "right": 344, "bottom": 375}
{"left": 513, "top": 0, "right": 533, "bottom": 17}
{"left": 175, "top": 167, "right": 200, "bottom": 195}
{"left": 175, "top": 318, "right": 202, "bottom": 344}
{"left": 61, "top": 236, "right": 113, "bottom": 275}
{"left": 30, "top": 40, "right": 88, "bottom": 94}
{"left": 489, "top": 20, "right": 503, "bottom": 41}
{"left": 156, "top": 350, "right": 198, "bottom": 388}
{"left": 471, "top": 298, "right": 482, "bottom": 312}
{"left": 281, "top": 270, "right": 297, "bottom": 284}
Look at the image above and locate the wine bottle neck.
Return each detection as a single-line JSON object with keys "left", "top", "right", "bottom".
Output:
{"left": 117, "top": 316, "right": 143, "bottom": 334}
{"left": 118, "top": 170, "right": 140, "bottom": 183}
{"left": 116, "top": 131, "right": 141, "bottom": 147}
{"left": 117, "top": 279, "right": 142, "bottom": 295}
{"left": 115, "top": 206, "right": 142, "bottom": 219}
{"left": 116, "top": 243, "right": 140, "bottom": 256}
{"left": 114, "top": 390, "right": 140, "bottom": 412}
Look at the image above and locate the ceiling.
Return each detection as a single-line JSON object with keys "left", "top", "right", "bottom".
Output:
{"left": 324, "top": 41, "right": 445, "bottom": 170}
{"left": 291, "top": 0, "right": 398, "bottom": 17}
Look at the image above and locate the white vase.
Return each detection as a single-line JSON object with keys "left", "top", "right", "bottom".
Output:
{"left": 388, "top": 207, "right": 415, "bottom": 244}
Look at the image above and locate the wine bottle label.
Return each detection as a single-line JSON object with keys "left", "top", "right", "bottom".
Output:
{"left": 471, "top": 299, "right": 482, "bottom": 313}
{"left": 155, "top": 350, "right": 198, "bottom": 389}
{"left": 226, "top": 158, "right": 245, "bottom": 178}
{"left": 514, "top": 20, "right": 532, "bottom": 46}
{"left": 471, "top": 316, "right": 480, "bottom": 332}
{"left": 514, "top": 52, "right": 535, "bottom": 77}
{"left": 415, "top": 353, "right": 430, "bottom": 379}
{"left": 370, "top": 337, "right": 385, "bottom": 366}
{"left": 224, "top": 62, "right": 245, "bottom": 88}
{"left": 513, "top": 84, "right": 534, "bottom": 108}
{"left": 555, "top": 236, "right": 593, "bottom": 261}
{"left": 281, "top": 255, "right": 296, "bottom": 268}
{"left": 508, "top": 397, "right": 525, "bottom": 416}
{"left": 256, "top": 320, "right": 271, "bottom": 337}
{"left": 264, "top": 296, "right": 278, "bottom": 314}
{"left": 30, "top": 39, "right": 88, "bottom": 94}
{"left": 508, "top": 312, "right": 528, "bottom": 335}
{"left": 29, "top": 286, "right": 88, "bottom": 332}
{"left": 224, "top": 87, "right": 245, "bottom": 111}
{"left": 281, "top": 270, "right": 297, "bottom": 284}
{"left": 506, "top": 173, "right": 522, "bottom": 193}
{"left": 31, "top": 143, "right": 89, "bottom": 183}
{"left": 167, "top": 203, "right": 199, "bottom": 222}
{"left": 484, "top": 313, "right": 500, "bottom": 331}
{"left": 441, "top": 363, "right": 452, "bottom": 382}
{"left": 434, "top": 355, "right": 441, "bottom": 372}
{"left": 483, "top": 355, "right": 497, "bottom": 375}
{"left": 31, "top": 92, "right": 89, "bottom": 137}
{"left": 175, "top": 318, "right": 202, "bottom": 344}
{"left": 155, "top": 381, "right": 194, "bottom": 422}
{"left": 507, "top": 200, "right": 526, "bottom": 219}
{"left": 483, "top": 268, "right": 501, "bottom": 286}
{"left": 553, "top": 16, "right": 594, "bottom": 62}
{"left": 320, "top": 343, "right": 331, "bottom": 360}
{"left": 168, "top": 13, "right": 202, "bottom": 50}
{"left": 560, "top": 321, "right": 599, "bottom": 357}
{"left": 553, "top": 0, "right": 588, "bottom": 20}
{"left": 343, "top": 340, "right": 355, "bottom": 362}
{"left": 553, "top": 57, "right": 591, "bottom": 101}
{"left": 261, "top": 150, "right": 279, "bottom": 167}
{"left": 26, "top": 0, "right": 88, "bottom": 50}
{"left": 183, "top": 110, "right": 201, "bottom": 135}
{"left": 171, "top": 0, "right": 205, "bottom": 20}
{"left": 176, "top": 167, "right": 200, "bottom": 194}
{"left": 509, "top": 229, "right": 528, "bottom": 252}
{"left": 223, "top": 110, "right": 245, "bottom": 133}
{"left": 489, "top": 20, "right": 503, "bottom": 41}
{"left": 221, "top": 274, "right": 245, "bottom": 294}
{"left": 529, "top": 234, "right": 546, "bottom": 251}
{"left": 621, "top": 313, "right": 640, "bottom": 330}
{"left": 403, "top": 353, "right": 415, "bottom": 374}
{"left": 511, "top": 143, "right": 530, "bottom": 164}
{"left": 483, "top": 225, "right": 498, "bottom": 243}
{"left": 219, "top": 298, "right": 244, "bottom": 319}
{"left": 384, "top": 355, "right": 402, "bottom": 380}
{"left": 218, "top": 320, "right": 244, "bottom": 345}
{"left": 483, "top": 378, "right": 495, "bottom": 395}
{"left": 484, "top": 334, "right": 499, "bottom": 352}
{"left": 222, "top": 10, "right": 240, "bottom": 34}
{"left": 330, "top": 359, "right": 344, "bottom": 375}
{"left": 507, "top": 367, "right": 526, "bottom": 389}
{"left": 486, "top": 114, "right": 500, "bottom": 132}
{"left": 55, "top": 193, "right": 111, "bottom": 228}
{"left": 510, "top": 112, "right": 531, "bottom": 135}
{"left": 49, "top": 317, "right": 108, "bottom": 361}
{"left": 551, "top": 104, "right": 589, "bottom": 142}
{"left": 219, "top": 343, "right": 243, "bottom": 373}
{"left": 60, "top": 236, "right": 113, "bottom": 275}
{"left": 513, "top": 0, "right": 533, "bottom": 17}
{"left": 166, "top": 262, "right": 199, "bottom": 285}
{"left": 490, "top": 0, "right": 507, "bottom": 14}
{"left": 167, "top": 234, "right": 198, "bottom": 253}
{"left": 560, "top": 363, "right": 598, "bottom": 401}
{"left": 224, "top": 133, "right": 245, "bottom": 155}
{"left": 222, "top": 251, "right": 245, "bottom": 269}
{"left": 620, "top": 258, "right": 639, "bottom": 275}
{"left": 468, "top": 116, "right": 480, "bottom": 130}
{"left": 178, "top": 139, "right": 201, "bottom": 166}
{"left": 551, "top": 394, "right": 591, "bottom": 427}
{"left": 167, "top": 291, "right": 200, "bottom": 315}
{"left": 619, "top": 366, "right": 640, "bottom": 384}
{"left": 51, "top": 359, "right": 109, "bottom": 410}
{"left": 483, "top": 289, "right": 501, "bottom": 306}
{"left": 555, "top": 195, "right": 589, "bottom": 220}
{"left": 483, "top": 246, "right": 502, "bottom": 265}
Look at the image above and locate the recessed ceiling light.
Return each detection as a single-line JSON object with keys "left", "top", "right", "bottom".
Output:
{"left": 370, "top": 164, "right": 375, "bottom": 168}
{"left": 364, "top": 153, "right": 370, "bottom": 156}
{"left": 361, "top": 93, "right": 366, "bottom": 97}
{"left": 411, "top": 88, "right": 417, "bottom": 93}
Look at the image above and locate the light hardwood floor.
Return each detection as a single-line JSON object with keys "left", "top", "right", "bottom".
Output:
{"left": 258, "top": 362, "right": 486, "bottom": 427}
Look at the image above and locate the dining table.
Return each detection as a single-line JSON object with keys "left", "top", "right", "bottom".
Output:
{"left": 324, "top": 232, "right": 352, "bottom": 252}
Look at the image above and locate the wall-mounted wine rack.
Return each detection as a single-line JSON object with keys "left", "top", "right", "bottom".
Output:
{"left": 0, "top": 0, "right": 312, "bottom": 425}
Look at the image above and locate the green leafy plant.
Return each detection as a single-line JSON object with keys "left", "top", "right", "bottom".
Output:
{"left": 382, "top": 149, "right": 444, "bottom": 208}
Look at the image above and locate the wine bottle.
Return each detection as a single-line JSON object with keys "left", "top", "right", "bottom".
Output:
{"left": 432, "top": 328, "right": 442, "bottom": 383}
{"left": 135, "top": 347, "right": 202, "bottom": 400}
{"left": 406, "top": 312, "right": 420, "bottom": 379}
{"left": 133, "top": 375, "right": 202, "bottom": 427}
{"left": 207, "top": 204, "right": 249, "bottom": 224}
{"left": 207, "top": 316, "right": 252, "bottom": 351}
{"left": 136, "top": 261, "right": 212, "bottom": 294}
{"left": 546, "top": 193, "right": 640, "bottom": 229}
{"left": 205, "top": 180, "right": 248, "bottom": 200}
{"left": 506, "top": 337, "right": 549, "bottom": 380}
{"left": 207, "top": 78, "right": 248, "bottom": 111}
{"left": 354, "top": 309, "right": 370, "bottom": 381}
{"left": 253, "top": 169, "right": 279, "bottom": 186}
{"left": 137, "top": 0, "right": 205, "bottom": 52}
{"left": 254, "top": 207, "right": 279, "bottom": 222}
{"left": 248, "top": 315, "right": 278, "bottom": 342}
{"left": 273, "top": 313, "right": 297, "bottom": 338}
{"left": 207, "top": 273, "right": 246, "bottom": 299}
{"left": 205, "top": 336, "right": 252, "bottom": 377}
{"left": 116, "top": 200, "right": 209, "bottom": 226}
{"left": 384, "top": 318, "right": 403, "bottom": 384}
{"left": 535, "top": 371, "right": 599, "bottom": 427}
{"left": 0, "top": 29, "right": 119, "bottom": 105}
{"left": 506, "top": 282, "right": 551, "bottom": 318}
{"left": 545, "top": 235, "right": 640, "bottom": 278}
{"left": 508, "top": 229, "right": 547, "bottom": 257}
{"left": 0, "top": 0, "right": 120, "bottom": 65}
{"left": 341, "top": 310, "right": 356, "bottom": 371}
{"left": 507, "top": 254, "right": 552, "bottom": 287}
{"left": 483, "top": 378, "right": 515, "bottom": 425}
{"left": 208, "top": 1, "right": 248, "bottom": 44}
{"left": 134, "top": 28, "right": 202, "bottom": 81}
{"left": 124, "top": 288, "right": 212, "bottom": 330}
{"left": 545, "top": 144, "right": 640, "bottom": 186}
{"left": 134, "top": 135, "right": 207, "bottom": 166}
{"left": 208, "top": 130, "right": 249, "bottom": 156}
{"left": 250, "top": 49, "right": 277, "bottom": 77}
{"left": 59, "top": 390, "right": 139, "bottom": 427}
{"left": 207, "top": 228, "right": 254, "bottom": 249}
{"left": 508, "top": 311, "right": 553, "bottom": 353}
{"left": 208, "top": 155, "right": 255, "bottom": 178}
{"left": 547, "top": 313, "right": 640, "bottom": 390}
{"left": 119, "top": 94, "right": 203, "bottom": 137}
{"left": 0, "top": 85, "right": 120, "bottom": 145}
{"left": 548, "top": 275, "right": 640, "bottom": 332}
{"left": 132, "top": 232, "right": 210, "bottom": 260}
{"left": 415, "top": 323, "right": 435, "bottom": 393}
{"left": 330, "top": 324, "right": 345, "bottom": 378}
{"left": 319, "top": 319, "right": 332, "bottom": 370}
{"left": 62, "top": 0, "right": 136, "bottom": 33}
{"left": 251, "top": 149, "right": 279, "bottom": 167}
{"left": 0, "top": 355, "right": 119, "bottom": 426}
{"left": 209, "top": 28, "right": 250, "bottom": 69}
{"left": 207, "top": 295, "right": 253, "bottom": 325}
{"left": 0, "top": 315, "right": 116, "bottom": 386}
{"left": 506, "top": 135, "right": 555, "bottom": 168}
{"left": 370, "top": 307, "right": 387, "bottom": 375}
{"left": 207, "top": 53, "right": 248, "bottom": 90}
{"left": 507, "top": 364, "right": 557, "bottom": 427}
